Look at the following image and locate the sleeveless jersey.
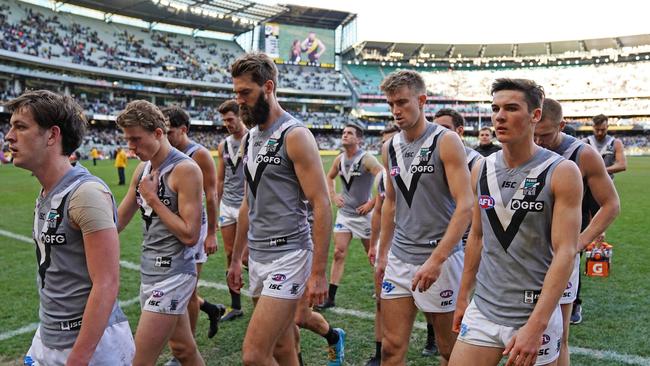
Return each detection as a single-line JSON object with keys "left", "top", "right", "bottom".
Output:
{"left": 137, "top": 148, "right": 197, "bottom": 284}
{"left": 242, "top": 112, "right": 312, "bottom": 263}
{"left": 474, "top": 148, "right": 564, "bottom": 327}
{"left": 33, "top": 165, "right": 126, "bottom": 348}
{"left": 387, "top": 122, "right": 461, "bottom": 265}
{"left": 222, "top": 135, "right": 245, "bottom": 207}
{"left": 338, "top": 149, "right": 375, "bottom": 217}
{"left": 553, "top": 133, "right": 590, "bottom": 230}
{"left": 377, "top": 170, "right": 387, "bottom": 199}
{"left": 585, "top": 135, "right": 616, "bottom": 178}
{"left": 465, "top": 146, "right": 481, "bottom": 171}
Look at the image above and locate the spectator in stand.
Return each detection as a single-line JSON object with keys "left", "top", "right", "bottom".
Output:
{"left": 474, "top": 127, "right": 502, "bottom": 156}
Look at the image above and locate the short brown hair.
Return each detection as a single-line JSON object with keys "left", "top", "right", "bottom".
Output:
{"left": 491, "top": 78, "right": 545, "bottom": 112}
{"left": 161, "top": 105, "right": 190, "bottom": 129}
{"left": 218, "top": 100, "right": 239, "bottom": 115}
{"left": 541, "top": 98, "right": 563, "bottom": 125}
{"left": 381, "top": 124, "right": 400, "bottom": 136}
{"left": 592, "top": 114, "right": 608, "bottom": 126}
{"left": 4, "top": 90, "right": 87, "bottom": 155}
{"left": 479, "top": 126, "right": 493, "bottom": 135}
{"left": 116, "top": 100, "right": 168, "bottom": 133}
{"left": 380, "top": 70, "right": 426, "bottom": 95}
{"left": 231, "top": 52, "right": 278, "bottom": 91}
{"left": 434, "top": 108, "right": 465, "bottom": 128}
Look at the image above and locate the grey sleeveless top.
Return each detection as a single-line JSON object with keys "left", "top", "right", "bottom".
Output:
{"left": 554, "top": 133, "right": 590, "bottom": 230}
{"left": 387, "top": 122, "right": 462, "bottom": 265}
{"left": 222, "top": 135, "right": 245, "bottom": 207}
{"left": 474, "top": 148, "right": 564, "bottom": 327}
{"left": 137, "top": 148, "right": 197, "bottom": 284}
{"left": 338, "top": 149, "right": 375, "bottom": 217}
{"left": 242, "top": 112, "right": 312, "bottom": 263}
{"left": 585, "top": 135, "right": 616, "bottom": 178}
{"left": 33, "top": 165, "right": 126, "bottom": 348}
{"left": 182, "top": 140, "right": 208, "bottom": 253}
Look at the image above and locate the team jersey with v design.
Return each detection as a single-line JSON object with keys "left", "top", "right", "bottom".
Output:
{"left": 242, "top": 112, "right": 312, "bottom": 263}
{"left": 338, "top": 149, "right": 374, "bottom": 217}
{"left": 474, "top": 148, "right": 564, "bottom": 327}
{"left": 388, "top": 122, "right": 457, "bottom": 265}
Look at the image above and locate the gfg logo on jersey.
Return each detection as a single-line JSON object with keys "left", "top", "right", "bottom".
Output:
{"left": 440, "top": 290, "right": 454, "bottom": 298}
{"left": 510, "top": 199, "right": 544, "bottom": 212}
{"left": 271, "top": 273, "right": 287, "bottom": 282}
{"left": 256, "top": 155, "right": 281, "bottom": 165}
{"left": 40, "top": 233, "right": 66, "bottom": 245}
{"left": 479, "top": 195, "right": 495, "bottom": 209}
{"left": 390, "top": 166, "right": 400, "bottom": 176}
{"left": 409, "top": 164, "right": 435, "bottom": 174}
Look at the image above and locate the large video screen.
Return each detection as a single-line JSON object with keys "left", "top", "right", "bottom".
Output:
{"left": 265, "top": 23, "right": 335, "bottom": 67}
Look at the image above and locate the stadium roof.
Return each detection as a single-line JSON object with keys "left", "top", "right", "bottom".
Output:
{"left": 62, "top": 0, "right": 289, "bottom": 34}
{"left": 266, "top": 4, "right": 356, "bottom": 29}
{"left": 351, "top": 34, "right": 650, "bottom": 60}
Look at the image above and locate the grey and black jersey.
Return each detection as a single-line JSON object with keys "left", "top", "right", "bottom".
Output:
{"left": 554, "top": 133, "right": 590, "bottom": 230}
{"left": 377, "top": 170, "right": 387, "bottom": 199}
{"left": 474, "top": 148, "right": 564, "bottom": 327}
{"left": 387, "top": 122, "right": 461, "bottom": 265}
{"left": 137, "top": 148, "right": 197, "bottom": 284}
{"left": 465, "top": 146, "right": 481, "bottom": 171}
{"left": 584, "top": 135, "right": 616, "bottom": 178}
{"left": 242, "top": 112, "right": 312, "bottom": 263}
{"left": 222, "top": 135, "right": 245, "bottom": 207}
{"left": 338, "top": 150, "right": 375, "bottom": 217}
{"left": 33, "top": 165, "right": 126, "bottom": 349}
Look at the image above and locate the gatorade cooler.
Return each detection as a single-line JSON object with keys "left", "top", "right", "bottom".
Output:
{"left": 585, "top": 242, "right": 612, "bottom": 277}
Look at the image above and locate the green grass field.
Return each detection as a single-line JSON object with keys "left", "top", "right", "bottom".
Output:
{"left": 1, "top": 156, "right": 649, "bottom": 366}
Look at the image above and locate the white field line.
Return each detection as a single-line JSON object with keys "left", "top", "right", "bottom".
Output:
{"left": 3, "top": 229, "right": 650, "bottom": 364}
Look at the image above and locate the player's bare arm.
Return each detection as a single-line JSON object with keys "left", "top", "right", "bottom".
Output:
{"left": 215, "top": 141, "right": 226, "bottom": 212}
{"left": 139, "top": 161, "right": 203, "bottom": 246}
{"left": 287, "top": 127, "right": 332, "bottom": 307}
{"left": 578, "top": 145, "right": 621, "bottom": 249}
{"left": 452, "top": 162, "right": 483, "bottom": 333}
{"left": 327, "top": 154, "right": 344, "bottom": 208}
{"left": 117, "top": 162, "right": 146, "bottom": 232}
{"left": 356, "top": 155, "right": 383, "bottom": 215}
{"left": 412, "top": 132, "right": 472, "bottom": 292}
{"left": 194, "top": 147, "right": 219, "bottom": 254}
{"left": 227, "top": 192, "right": 249, "bottom": 294}
{"left": 377, "top": 141, "right": 396, "bottom": 283}
{"left": 607, "top": 138, "right": 627, "bottom": 175}
{"left": 504, "top": 160, "right": 582, "bottom": 366}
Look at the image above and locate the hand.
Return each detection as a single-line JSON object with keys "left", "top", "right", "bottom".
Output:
{"left": 411, "top": 257, "right": 443, "bottom": 292}
{"left": 138, "top": 170, "right": 159, "bottom": 202}
{"left": 204, "top": 233, "right": 218, "bottom": 255}
{"left": 227, "top": 261, "right": 243, "bottom": 294}
{"left": 452, "top": 297, "right": 469, "bottom": 333}
{"left": 65, "top": 351, "right": 90, "bottom": 366}
{"left": 503, "top": 321, "right": 544, "bottom": 366}
{"left": 356, "top": 200, "right": 374, "bottom": 215}
{"left": 306, "top": 272, "right": 328, "bottom": 307}
{"left": 333, "top": 194, "right": 345, "bottom": 208}
{"left": 374, "top": 256, "right": 387, "bottom": 288}
{"left": 367, "top": 245, "right": 377, "bottom": 266}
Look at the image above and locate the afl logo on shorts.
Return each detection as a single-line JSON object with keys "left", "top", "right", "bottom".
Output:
{"left": 390, "top": 166, "right": 400, "bottom": 176}
{"left": 478, "top": 195, "right": 495, "bottom": 209}
{"left": 152, "top": 290, "right": 164, "bottom": 298}
{"left": 542, "top": 334, "right": 550, "bottom": 345}
{"left": 566, "top": 281, "right": 572, "bottom": 289}
{"left": 440, "top": 290, "right": 454, "bottom": 298}
{"left": 271, "top": 273, "right": 287, "bottom": 282}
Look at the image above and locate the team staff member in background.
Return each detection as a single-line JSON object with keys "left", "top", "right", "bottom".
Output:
{"left": 163, "top": 106, "right": 225, "bottom": 366}
{"left": 475, "top": 127, "right": 502, "bottom": 157}
{"left": 450, "top": 79, "right": 582, "bottom": 366}
{"left": 117, "top": 100, "right": 205, "bottom": 366}
{"left": 216, "top": 100, "right": 249, "bottom": 322}
{"left": 227, "top": 52, "right": 333, "bottom": 366}
{"left": 377, "top": 70, "right": 473, "bottom": 366}
{"left": 115, "top": 147, "right": 128, "bottom": 185}
{"left": 534, "top": 98, "right": 620, "bottom": 366}
{"left": 317, "top": 123, "right": 382, "bottom": 310}
{"left": 6, "top": 90, "right": 134, "bottom": 366}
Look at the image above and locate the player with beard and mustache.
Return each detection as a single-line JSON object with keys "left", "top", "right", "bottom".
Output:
{"left": 226, "top": 52, "right": 339, "bottom": 366}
